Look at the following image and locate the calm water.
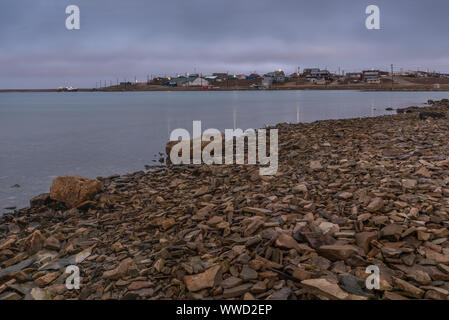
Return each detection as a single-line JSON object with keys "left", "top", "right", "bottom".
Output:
{"left": 1, "top": 90, "right": 449, "bottom": 212}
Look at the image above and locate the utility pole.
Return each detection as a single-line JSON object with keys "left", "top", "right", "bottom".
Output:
{"left": 391, "top": 64, "right": 394, "bottom": 91}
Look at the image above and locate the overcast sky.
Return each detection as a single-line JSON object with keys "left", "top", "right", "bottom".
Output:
{"left": 1, "top": 0, "right": 448, "bottom": 88}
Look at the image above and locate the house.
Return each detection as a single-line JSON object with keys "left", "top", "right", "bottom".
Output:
{"left": 308, "top": 70, "right": 331, "bottom": 80}
{"left": 346, "top": 73, "right": 362, "bottom": 80}
{"left": 289, "top": 72, "right": 301, "bottom": 78}
{"left": 303, "top": 68, "right": 320, "bottom": 76}
{"left": 212, "top": 73, "right": 228, "bottom": 81}
{"left": 247, "top": 73, "right": 261, "bottom": 80}
{"left": 163, "top": 76, "right": 195, "bottom": 87}
{"left": 264, "top": 70, "right": 286, "bottom": 83}
{"left": 362, "top": 70, "right": 381, "bottom": 83}
{"left": 186, "top": 77, "right": 209, "bottom": 87}
{"left": 236, "top": 74, "right": 247, "bottom": 80}
{"left": 205, "top": 75, "right": 219, "bottom": 82}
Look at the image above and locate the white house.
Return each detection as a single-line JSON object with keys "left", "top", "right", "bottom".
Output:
{"left": 186, "top": 77, "right": 209, "bottom": 87}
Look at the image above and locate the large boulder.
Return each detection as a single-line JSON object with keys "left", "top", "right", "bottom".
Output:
{"left": 50, "top": 175, "right": 103, "bottom": 208}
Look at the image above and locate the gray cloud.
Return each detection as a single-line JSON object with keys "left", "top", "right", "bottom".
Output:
{"left": 1, "top": 0, "right": 449, "bottom": 88}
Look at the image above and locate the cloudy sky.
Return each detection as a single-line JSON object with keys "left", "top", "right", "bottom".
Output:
{"left": 1, "top": 0, "right": 448, "bottom": 88}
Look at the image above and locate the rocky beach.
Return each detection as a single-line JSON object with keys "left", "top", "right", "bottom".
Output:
{"left": 2, "top": 99, "right": 449, "bottom": 300}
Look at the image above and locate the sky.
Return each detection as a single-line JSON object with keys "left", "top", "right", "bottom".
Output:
{"left": 1, "top": 0, "right": 449, "bottom": 89}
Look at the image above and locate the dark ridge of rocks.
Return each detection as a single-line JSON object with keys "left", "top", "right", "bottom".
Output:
{"left": 2, "top": 100, "right": 449, "bottom": 300}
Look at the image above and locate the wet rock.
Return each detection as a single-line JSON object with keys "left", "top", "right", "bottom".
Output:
{"left": 29, "top": 193, "right": 51, "bottom": 208}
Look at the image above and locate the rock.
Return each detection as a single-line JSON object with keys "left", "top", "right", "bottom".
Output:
{"left": 379, "top": 224, "right": 403, "bottom": 241}
{"left": 34, "top": 272, "right": 59, "bottom": 287}
{"left": 318, "top": 222, "right": 340, "bottom": 235}
{"left": 267, "top": 287, "right": 292, "bottom": 300}
{"left": 222, "top": 283, "right": 253, "bottom": 298}
{"left": 275, "top": 233, "right": 309, "bottom": 253}
{"left": 240, "top": 265, "right": 258, "bottom": 281}
{"left": 27, "top": 231, "right": 45, "bottom": 254}
{"left": 50, "top": 175, "right": 103, "bottom": 208}
{"left": 391, "top": 277, "right": 424, "bottom": 299}
{"left": 0, "top": 258, "right": 36, "bottom": 280}
{"left": 338, "top": 274, "right": 369, "bottom": 297}
{"left": 29, "top": 193, "right": 51, "bottom": 208}
{"left": 337, "top": 192, "right": 353, "bottom": 200}
{"left": 318, "top": 245, "right": 362, "bottom": 262}
{"left": 402, "top": 179, "right": 418, "bottom": 189}
{"left": 426, "top": 249, "right": 449, "bottom": 264}
{"left": 310, "top": 160, "right": 323, "bottom": 171}
{"left": 243, "top": 292, "right": 256, "bottom": 300}
{"left": 128, "top": 281, "right": 153, "bottom": 291}
{"left": 44, "top": 236, "right": 60, "bottom": 251}
{"left": 30, "top": 288, "right": 50, "bottom": 300}
{"left": 250, "top": 281, "right": 267, "bottom": 294}
{"left": 301, "top": 278, "right": 349, "bottom": 300}
{"left": 103, "top": 258, "right": 135, "bottom": 280}
{"left": 221, "top": 276, "right": 243, "bottom": 289}
{"left": 0, "top": 292, "right": 21, "bottom": 300}
{"left": 184, "top": 265, "right": 222, "bottom": 292}
{"left": 437, "top": 264, "right": 449, "bottom": 274}
{"left": 292, "top": 184, "right": 308, "bottom": 193}
{"left": 242, "top": 207, "right": 272, "bottom": 215}
{"left": 355, "top": 232, "right": 377, "bottom": 254}
{"left": 367, "top": 198, "right": 384, "bottom": 212}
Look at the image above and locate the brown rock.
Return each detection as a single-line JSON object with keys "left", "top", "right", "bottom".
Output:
{"left": 367, "top": 198, "right": 384, "bottom": 212}
{"left": 50, "top": 175, "right": 103, "bottom": 208}
{"left": 34, "top": 272, "right": 59, "bottom": 287}
{"left": 355, "top": 232, "right": 377, "bottom": 254}
{"left": 301, "top": 278, "right": 349, "bottom": 300}
{"left": 221, "top": 276, "right": 243, "bottom": 289}
{"left": 128, "top": 281, "right": 153, "bottom": 291}
{"left": 44, "top": 236, "right": 60, "bottom": 251}
{"left": 379, "top": 224, "right": 404, "bottom": 241}
{"left": 222, "top": 283, "right": 253, "bottom": 298}
{"left": 318, "top": 245, "right": 362, "bottom": 261}
{"left": 184, "top": 265, "right": 222, "bottom": 292}
{"left": 103, "top": 258, "right": 135, "bottom": 280}
{"left": 391, "top": 277, "right": 424, "bottom": 299}
{"left": 28, "top": 230, "right": 45, "bottom": 254}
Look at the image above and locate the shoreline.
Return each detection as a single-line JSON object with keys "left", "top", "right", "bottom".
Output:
{"left": 2, "top": 100, "right": 449, "bottom": 300}
{"left": 2, "top": 88, "right": 449, "bottom": 93}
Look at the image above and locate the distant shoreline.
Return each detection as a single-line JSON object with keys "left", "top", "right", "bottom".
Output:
{"left": 2, "top": 86, "right": 449, "bottom": 93}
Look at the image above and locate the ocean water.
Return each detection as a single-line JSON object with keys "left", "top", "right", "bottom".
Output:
{"left": 1, "top": 90, "right": 449, "bottom": 212}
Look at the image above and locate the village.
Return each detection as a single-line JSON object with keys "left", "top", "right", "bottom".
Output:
{"left": 94, "top": 68, "right": 449, "bottom": 92}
